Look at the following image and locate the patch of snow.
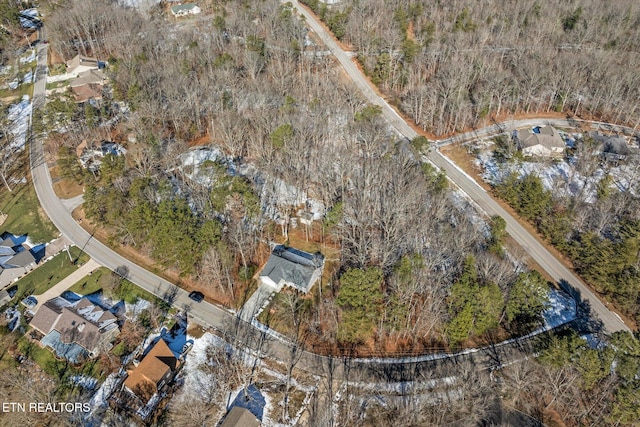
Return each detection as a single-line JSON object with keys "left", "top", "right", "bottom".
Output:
{"left": 117, "top": 0, "right": 161, "bottom": 9}
{"left": 19, "top": 50, "right": 36, "bottom": 64}
{"left": 70, "top": 375, "right": 98, "bottom": 391}
{"left": 7, "top": 95, "right": 32, "bottom": 150}
{"left": 88, "top": 371, "right": 124, "bottom": 413}
{"left": 4, "top": 307, "right": 21, "bottom": 332}
{"left": 124, "top": 299, "right": 150, "bottom": 321}
{"left": 581, "top": 333, "right": 607, "bottom": 350}
{"left": 22, "top": 70, "right": 33, "bottom": 84}
{"left": 476, "top": 152, "right": 602, "bottom": 203}
{"left": 542, "top": 288, "right": 576, "bottom": 329}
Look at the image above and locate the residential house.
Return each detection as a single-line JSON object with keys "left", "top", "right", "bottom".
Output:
{"left": 30, "top": 297, "right": 120, "bottom": 363}
{"left": 0, "top": 233, "right": 37, "bottom": 288}
{"left": 71, "top": 83, "right": 103, "bottom": 104}
{"left": 69, "top": 69, "right": 106, "bottom": 88}
{"left": 259, "top": 245, "right": 324, "bottom": 293}
{"left": 220, "top": 406, "right": 261, "bottom": 427}
{"left": 0, "top": 289, "right": 11, "bottom": 307}
{"left": 170, "top": 3, "right": 201, "bottom": 17}
{"left": 516, "top": 126, "right": 565, "bottom": 157}
{"left": 117, "top": 338, "right": 181, "bottom": 419}
{"left": 66, "top": 54, "right": 100, "bottom": 76}
{"left": 591, "top": 131, "right": 631, "bottom": 162}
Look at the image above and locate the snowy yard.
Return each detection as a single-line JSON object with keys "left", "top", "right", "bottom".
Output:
{"left": 175, "top": 331, "right": 316, "bottom": 426}
{"left": 6, "top": 96, "right": 32, "bottom": 151}
{"left": 473, "top": 133, "right": 639, "bottom": 202}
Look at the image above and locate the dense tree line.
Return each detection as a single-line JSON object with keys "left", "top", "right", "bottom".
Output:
{"left": 303, "top": 0, "right": 640, "bottom": 135}
{"left": 47, "top": 0, "right": 552, "bottom": 352}
{"left": 495, "top": 169, "right": 640, "bottom": 323}
{"left": 500, "top": 331, "right": 640, "bottom": 426}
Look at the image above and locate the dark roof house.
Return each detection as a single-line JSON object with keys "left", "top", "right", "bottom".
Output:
{"left": 30, "top": 297, "right": 119, "bottom": 362}
{"left": 0, "top": 234, "right": 37, "bottom": 287}
{"left": 259, "top": 245, "right": 324, "bottom": 293}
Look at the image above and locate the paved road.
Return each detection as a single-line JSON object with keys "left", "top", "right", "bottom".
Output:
{"left": 27, "top": 43, "right": 564, "bottom": 383}
{"left": 289, "top": 0, "right": 630, "bottom": 333}
{"left": 28, "top": 14, "right": 628, "bottom": 383}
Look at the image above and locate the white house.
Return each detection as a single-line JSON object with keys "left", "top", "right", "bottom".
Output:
{"left": 170, "top": 3, "right": 201, "bottom": 17}
{"left": 516, "top": 126, "right": 565, "bottom": 157}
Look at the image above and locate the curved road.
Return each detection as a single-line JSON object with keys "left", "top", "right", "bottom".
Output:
{"left": 28, "top": 7, "right": 628, "bottom": 382}
{"left": 290, "top": 0, "right": 629, "bottom": 333}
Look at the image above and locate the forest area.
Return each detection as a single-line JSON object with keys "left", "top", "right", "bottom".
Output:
{"left": 43, "top": 0, "right": 550, "bottom": 354}
{"left": 494, "top": 150, "right": 640, "bottom": 326}
{"left": 31, "top": 0, "right": 640, "bottom": 425}
{"left": 302, "top": 0, "right": 640, "bottom": 135}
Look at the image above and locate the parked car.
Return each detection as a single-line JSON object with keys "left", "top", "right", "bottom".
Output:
{"left": 188, "top": 291, "right": 204, "bottom": 303}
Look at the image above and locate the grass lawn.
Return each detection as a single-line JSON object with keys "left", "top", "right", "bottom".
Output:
{"left": 45, "top": 81, "right": 68, "bottom": 90}
{"left": 17, "top": 335, "right": 104, "bottom": 381}
{"left": 0, "top": 180, "right": 58, "bottom": 243}
{"left": 69, "top": 266, "right": 169, "bottom": 310}
{"left": 13, "top": 246, "right": 90, "bottom": 298}
{"left": 68, "top": 266, "right": 110, "bottom": 295}
{"left": 0, "top": 83, "right": 34, "bottom": 100}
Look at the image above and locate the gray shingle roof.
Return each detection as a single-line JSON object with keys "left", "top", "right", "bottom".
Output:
{"left": 260, "top": 246, "right": 324, "bottom": 293}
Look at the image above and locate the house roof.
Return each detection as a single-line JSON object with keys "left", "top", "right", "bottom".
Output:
{"left": 66, "top": 54, "right": 99, "bottom": 73}
{"left": 517, "top": 126, "right": 565, "bottom": 152}
{"left": 0, "top": 289, "right": 10, "bottom": 305}
{"left": 0, "top": 246, "right": 15, "bottom": 257}
{"left": 70, "top": 69, "right": 105, "bottom": 88}
{"left": 3, "top": 248, "right": 36, "bottom": 268}
{"left": 31, "top": 297, "right": 118, "bottom": 352}
{"left": 259, "top": 245, "right": 324, "bottom": 292}
{"left": 0, "top": 237, "right": 15, "bottom": 248}
{"left": 171, "top": 3, "right": 199, "bottom": 14}
{"left": 30, "top": 297, "right": 69, "bottom": 335}
{"left": 220, "top": 406, "right": 261, "bottom": 427}
{"left": 124, "top": 339, "right": 179, "bottom": 402}
{"left": 71, "top": 83, "right": 103, "bottom": 103}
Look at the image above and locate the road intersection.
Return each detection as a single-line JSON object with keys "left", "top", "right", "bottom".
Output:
{"left": 28, "top": 5, "right": 629, "bottom": 382}
{"left": 288, "top": 0, "right": 630, "bottom": 333}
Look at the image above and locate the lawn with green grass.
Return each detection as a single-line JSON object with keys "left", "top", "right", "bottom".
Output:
{"left": 68, "top": 266, "right": 110, "bottom": 296}
{"left": 68, "top": 266, "right": 165, "bottom": 306}
{"left": 0, "top": 181, "right": 58, "bottom": 243}
{"left": 13, "top": 246, "right": 90, "bottom": 298}
{"left": 17, "top": 335, "right": 104, "bottom": 382}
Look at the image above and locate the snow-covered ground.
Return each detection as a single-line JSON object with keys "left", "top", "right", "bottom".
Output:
{"left": 70, "top": 375, "right": 98, "bottom": 391}
{"left": 7, "top": 96, "right": 32, "bottom": 151}
{"left": 476, "top": 151, "right": 603, "bottom": 203}
{"left": 88, "top": 371, "right": 124, "bottom": 414}
{"left": 19, "top": 50, "right": 36, "bottom": 64}
{"left": 177, "top": 146, "right": 326, "bottom": 221}
{"left": 542, "top": 288, "right": 577, "bottom": 329}
{"left": 176, "top": 331, "right": 316, "bottom": 426}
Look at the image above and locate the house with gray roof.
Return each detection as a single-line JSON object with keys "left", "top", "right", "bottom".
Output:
{"left": 30, "top": 297, "right": 120, "bottom": 363}
{"left": 516, "top": 126, "right": 565, "bottom": 157}
{"left": 0, "top": 233, "right": 37, "bottom": 288}
{"left": 170, "top": 3, "right": 201, "bottom": 17}
{"left": 259, "top": 245, "right": 324, "bottom": 293}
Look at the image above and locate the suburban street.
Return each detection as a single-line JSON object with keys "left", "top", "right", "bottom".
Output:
{"left": 27, "top": 4, "right": 629, "bottom": 382}
{"left": 288, "top": 0, "right": 630, "bottom": 333}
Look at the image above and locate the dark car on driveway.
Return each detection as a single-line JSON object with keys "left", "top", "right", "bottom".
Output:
{"left": 188, "top": 291, "right": 204, "bottom": 303}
